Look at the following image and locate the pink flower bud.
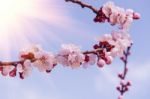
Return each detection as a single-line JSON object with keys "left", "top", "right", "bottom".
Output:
{"left": 120, "top": 80, "right": 126, "bottom": 86}
{"left": 125, "top": 86, "right": 129, "bottom": 91}
{"left": 9, "top": 68, "right": 17, "bottom": 77}
{"left": 118, "top": 72, "right": 123, "bottom": 79}
{"left": 106, "top": 56, "right": 113, "bottom": 65}
{"left": 116, "top": 86, "right": 121, "bottom": 91}
{"left": 125, "top": 67, "right": 128, "bottom": 73}
{"left": 2, "top": 66, "right": 14, "bottom": 76}
{"left": 127, "top": 80, "right": 132, "bottom": 86}
{"left": 133, "top": 12, "right": 141, "bottom": 19}
{"left": 118, "top": 95, "right": 123, "bottom": 99}
{"left": 97, "top": 59, "right": 106, "bottom": 68}
{"left": 120, "top": 56, "right": 126, "bottom": 61}
{"left": 23, "top": 60, "right": 31, "bottom": 68}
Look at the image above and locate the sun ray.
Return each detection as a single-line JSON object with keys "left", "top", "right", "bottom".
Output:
{"left": 0, "top": 0, "right": 73, "bottom": 60}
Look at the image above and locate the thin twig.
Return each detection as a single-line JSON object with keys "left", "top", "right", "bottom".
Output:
{"left": 0, "top": 58, "right": 37, "bottom": 67}
{"left": 120, "top": 46, "right": 132, "bottom": 95}
{"left": 65, "top": 0, "right": 98, "bottom": 14}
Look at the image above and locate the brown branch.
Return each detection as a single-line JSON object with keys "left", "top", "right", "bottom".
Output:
{"left": 121, "top": 47, "right": 131, "bottom": 95}
{"left": 65, "top": 0, "right": 98, "bottom": 14}
{"left": 0, "top": 48, "right": 102, "bottom": 67}
{"left": 118, "top": 46, "right": 132, "bottom": 96}
{"left": 83, "top": 48, "right": 102, "bottom": 55}
{"left": 0, "top": 58, "right": 37, "bottom": 67}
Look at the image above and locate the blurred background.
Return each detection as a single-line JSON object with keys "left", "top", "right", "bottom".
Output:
{"left": 0, "top": 0, "right": 149, "bottom": 99}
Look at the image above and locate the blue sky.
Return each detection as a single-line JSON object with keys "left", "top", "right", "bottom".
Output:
{"left": 0, "top": 0, "right": 150, "bottom": 99}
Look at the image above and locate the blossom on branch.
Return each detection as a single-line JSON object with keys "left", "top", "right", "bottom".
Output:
{"left": 33, "top": 51, "right": 56, "bottom": 72}
{"left": 56, "top": 44, "right": 85, "bottom": 69}
{"left": 19, "top": 60, "right": 32, "bottom": 79}
{"left": 98, "top": 31, "right": 132, "bottom": 57}
{"left": 82, "top": 54, "right": 97, "bottom": 68}
{"left": 19, "top": 45, "right": 57, "bottom": 73}
{"left": 94, "top": 1, "right": 140, "bottom": 30}
{"left": 1, "top": 66, "right": 14, "bottom": 76}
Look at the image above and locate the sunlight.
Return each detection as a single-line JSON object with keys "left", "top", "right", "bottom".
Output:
{"left": 0, "top": 0, "right": 71, "bottom": 60}
{"left": 0, "top": 0, "right": 30, "bottom": 27}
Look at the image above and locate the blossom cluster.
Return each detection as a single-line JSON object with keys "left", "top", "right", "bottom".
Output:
{"left": 0, "top": 45, "right": 57, "bottom": 79}
{"left": 94, "top": 1, "right": 140, "bottom": 30}
{"left": 0, "top": 30, "right": 132, "bottom": 79}
{"left": 95, "top": 31, "right": 132, "bottom": 67}
{"left": 117, "top": 79, "right": 132, "bottom": 99}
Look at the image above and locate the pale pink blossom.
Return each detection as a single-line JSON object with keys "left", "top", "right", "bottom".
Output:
{"left": 126, "top": 9, "right": 134, "bottom": 17}
{"left": 2, "top": 66, "right": 14, "bottom": 76}
{"left": 122, "top": 17, "right": 133, "bottom": 30}
{"left": 98, "top": 33, "right": 115, "bottom": 45}
{"left": 109, "top": 12, "right": 118, "bottom": 25}
{"left": 82, "top": 54, "right": 97, "bottom": 68}
{"left": 111, "top": 31, "right": 132, "bottom": 57}
{"left": 98, "top": 31, "right": 132, "bottom": 57}
{"left": 20, "top": 60, "right": 32, "bottom": 79}
{"left": 102, "top": 1, "right": 115, "bottom": 17}
{"left": 19, "top": 44, "right": 42, "bottom": 60}
{"left": 17, "top": 64, "right": 24, "bottom": 72}
{"left": 33, "top": 51, "right": 56, "bottom": 72}
{"left": 101, "top": 1, "right": 140, "bottom": 30}
{"left": 117, "top": 11, "right": 126, "bottom": 25}
{"left": 99, "top": 33, "right": 112, "bottom": 41}
{"left": 57, "top": 44, "right": 84, "bottom": 68}
{"left": 120, "top": 80, "right": 126, "bottom": 86}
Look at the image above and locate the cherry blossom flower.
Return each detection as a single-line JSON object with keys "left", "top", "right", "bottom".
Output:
{"left": 95, "top": 31, "right": 132, "bottom": 68}
{"left": 82, "top": 54, "right": 97, "bottom": 68}
{"left": 57, "top": 44, "right": 84, "bottom": 68}
{"left": 19, "top": 60, "right": 32, "bottom": 79}
{"left": 111, "top": 31, "right": 132, "bottom": 57}
{"left": 19, "top": 44, "right": 42, "bottom": 60}
{"left": 17, "top": 64, "right": 24, "bottom": 73}
{"left": 1, "top": 66, "right": 14, "bottom": 76}
{"left": 102, "top": 1, "right": 115, "bottom": 18}
{"left": 95, "top": 1, "right": 140, "bottom": 30}
{"left": 33, "top": 51, "right": 56, "bottom": 72}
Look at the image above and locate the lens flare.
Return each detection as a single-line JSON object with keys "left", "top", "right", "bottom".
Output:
{"left": 0, "top": 0, "right": 71, "bottom": 60}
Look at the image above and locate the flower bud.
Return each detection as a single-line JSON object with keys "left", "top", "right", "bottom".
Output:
{"left": 118, "top": 72, "right": 123, "bottom": 79}
{"left": 118, "top": 95, "right": 123, "bottom": 99}
{"left": 127, "top": 80, "right": 132, "bottom": 86}
{"left": 116, "top": 86, "right": 121, "bottom": 91}
{"left": 106, "top": 56, "right": 113, "bottom": 65}
{"left": 133, "top": 12, "right": 141, "bottom": 19}
{"left": 120, "top": 80, "right": 126, "bottom": 86}
{"left": 97, "top": 59, "right": 106, "bottom": 68}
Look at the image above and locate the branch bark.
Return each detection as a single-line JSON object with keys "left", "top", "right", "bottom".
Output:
{"left": 0, "top": 49, "right": 101, "bottom": 67}
{"left": 65, "top": 0, "right": 98, "bottom": 14}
